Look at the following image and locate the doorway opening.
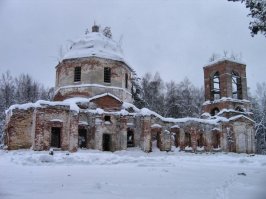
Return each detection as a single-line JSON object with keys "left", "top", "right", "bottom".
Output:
{"left": 127, "top": 129, "right": 134, "bottom": 147}
{"left": 185, "top": 132, "right": 191, "bottom": 147}
{"left": 102, "top": 134, "right": 111, "bottom": 151}
{"left": 197, "top": 133, "right": 204, "bottom": 147}
{"left": 78, "top": 128, "right": 87, "bottom": 148}
{"left": 51, "top": 127, "right": 61, "bottom": 148}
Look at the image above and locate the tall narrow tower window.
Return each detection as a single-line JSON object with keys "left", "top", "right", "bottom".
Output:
{"left": 211, "top": 72, "right": 220, "bottom": 100}
{"left": 104, "top": 67, "right": 111, "bottom": 83}
{"left": 74, "top": 67, "right": 81, "bottom": 82}
{"left": 232, "top": 71, "right": 242, "bottom": 99}
{"left": 125, "top": 73, "right": 128, "bottom": 89}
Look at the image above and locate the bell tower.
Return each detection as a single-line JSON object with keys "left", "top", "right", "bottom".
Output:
{"left": 202, "top": 59, "right": 252, "bottom": 117}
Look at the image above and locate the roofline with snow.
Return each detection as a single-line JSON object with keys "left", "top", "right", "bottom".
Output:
{"left": 204, "top": 58, "right": 246, "bottom": 68}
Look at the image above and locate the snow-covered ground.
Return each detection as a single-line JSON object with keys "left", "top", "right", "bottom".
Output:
{"left": 0, "top": 148, "right": 266, "bottom": 199}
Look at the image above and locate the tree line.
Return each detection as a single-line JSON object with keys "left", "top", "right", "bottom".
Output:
{"left": 132, "top": 72, "right": 204, "bottom": 118}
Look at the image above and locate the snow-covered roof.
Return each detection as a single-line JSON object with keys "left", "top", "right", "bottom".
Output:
{"left": 6, "top": 94, "right": 254, "bottom": 127}
{"left": 228, "top": 115, "right": 255, "bottom": 123}
{"left": 89, "top": 93, "right": 122, "bottom": 103}
{"left": 61, "top": 32, "right": 133, "bottom": 71}
{"left": 204, "top": 58, "right": 246, "bottom": 68}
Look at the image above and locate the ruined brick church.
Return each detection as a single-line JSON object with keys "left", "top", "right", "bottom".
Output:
{"left": 4, "top": 25, "right": 255, "bottom": 153}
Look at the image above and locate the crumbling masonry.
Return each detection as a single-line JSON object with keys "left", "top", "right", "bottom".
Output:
{"left": 4, "top": 25, "right": 255, "bottom": 153}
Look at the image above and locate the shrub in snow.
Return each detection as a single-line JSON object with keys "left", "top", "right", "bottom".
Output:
{"left": 237, "top": 172, "right": 246, "bottom": 176}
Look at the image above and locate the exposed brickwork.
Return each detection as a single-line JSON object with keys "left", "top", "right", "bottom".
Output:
{"left": 203, "top": 60, "right": 251, "bottom": 116}
{"left": 204, "top": 60, "right": 247, "bottom": 100}
{"left": 5, "top": 108, "right": 34, "bottom": 150}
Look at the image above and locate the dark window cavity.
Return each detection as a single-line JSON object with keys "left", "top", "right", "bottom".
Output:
{"left": 104, "top": 115, "right": 111, "bottom": 122}
{"left": 74, "top": 67, "right": 81, "bottom": 82}
{"left": 125, "top": 73, "right": 128, "bottom": 89}
{"left": 104, "top": 67, "right": 111, "bottom": 83}
{"left": 211, "top": 107, "right": 220, "bottom": 116}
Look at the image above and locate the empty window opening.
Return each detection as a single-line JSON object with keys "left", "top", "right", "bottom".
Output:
{"left": 211, "top": 72, "right": 221, "bottom": 100}
{"left": 51, "top": 127, "right": 61, "bottom": 148}
{"left": 185, "top": 133, "right": 191, "bottom": 147}
{"left": 211, "top": 107, "right": 220, "bottom": 116}
{"left": 232, "top": 71, "right": 242, "bottom": 99}
{"left": 197, "top": 133, "right": 204, "bottom": 147}
{"left": 102, "top": 134, "right": 111, "bottom": 151}
{"left": 78, "top": 129, "right": 87, "bottom": 148}
{"left": 104, "top": 115, "right": 111, "bottom": 122}
{"left": 104, "top": 67, "right": 111, "bottom": 83}
{"left": 74, "top": 67, "right": 81, "bottom": 82}
{"left": 127, "top": 129, "right": 134, "bottom": 147}
{"left": 125, "top": 73, "right": 128, "bottom": 89}
{"left": 213, "top": 133, "right": 220, "bottom": 148}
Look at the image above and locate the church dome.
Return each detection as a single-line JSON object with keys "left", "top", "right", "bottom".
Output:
{"left": 62, "top": 30, "right": 125, "bottom": 63}
{"left": 54, "top": 25, "right": 133, "bottom": 103}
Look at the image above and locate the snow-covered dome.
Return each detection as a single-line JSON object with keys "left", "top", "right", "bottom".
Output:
{"left": 62, "top": 31, "right": 125, "bottom": 62}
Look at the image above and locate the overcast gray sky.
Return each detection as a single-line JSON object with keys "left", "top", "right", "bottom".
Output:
{"left": 0, "top": 0, "right": 265, "bottom": 93}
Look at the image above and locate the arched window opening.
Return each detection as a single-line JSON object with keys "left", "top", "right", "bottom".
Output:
{"left": 232, "top": 71, "right": 242, "bottom": 99}
{"left": 185, "top": 133, "right": 191, "bottom": 147}
{"left": 210, "top": 107, "right": 220, "bottom": 116}
{"left": 211, "top": 72, "right": 220, "bottom": 100}
{"left": 197, "top": 133, "right": 204, "bottom": 147}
